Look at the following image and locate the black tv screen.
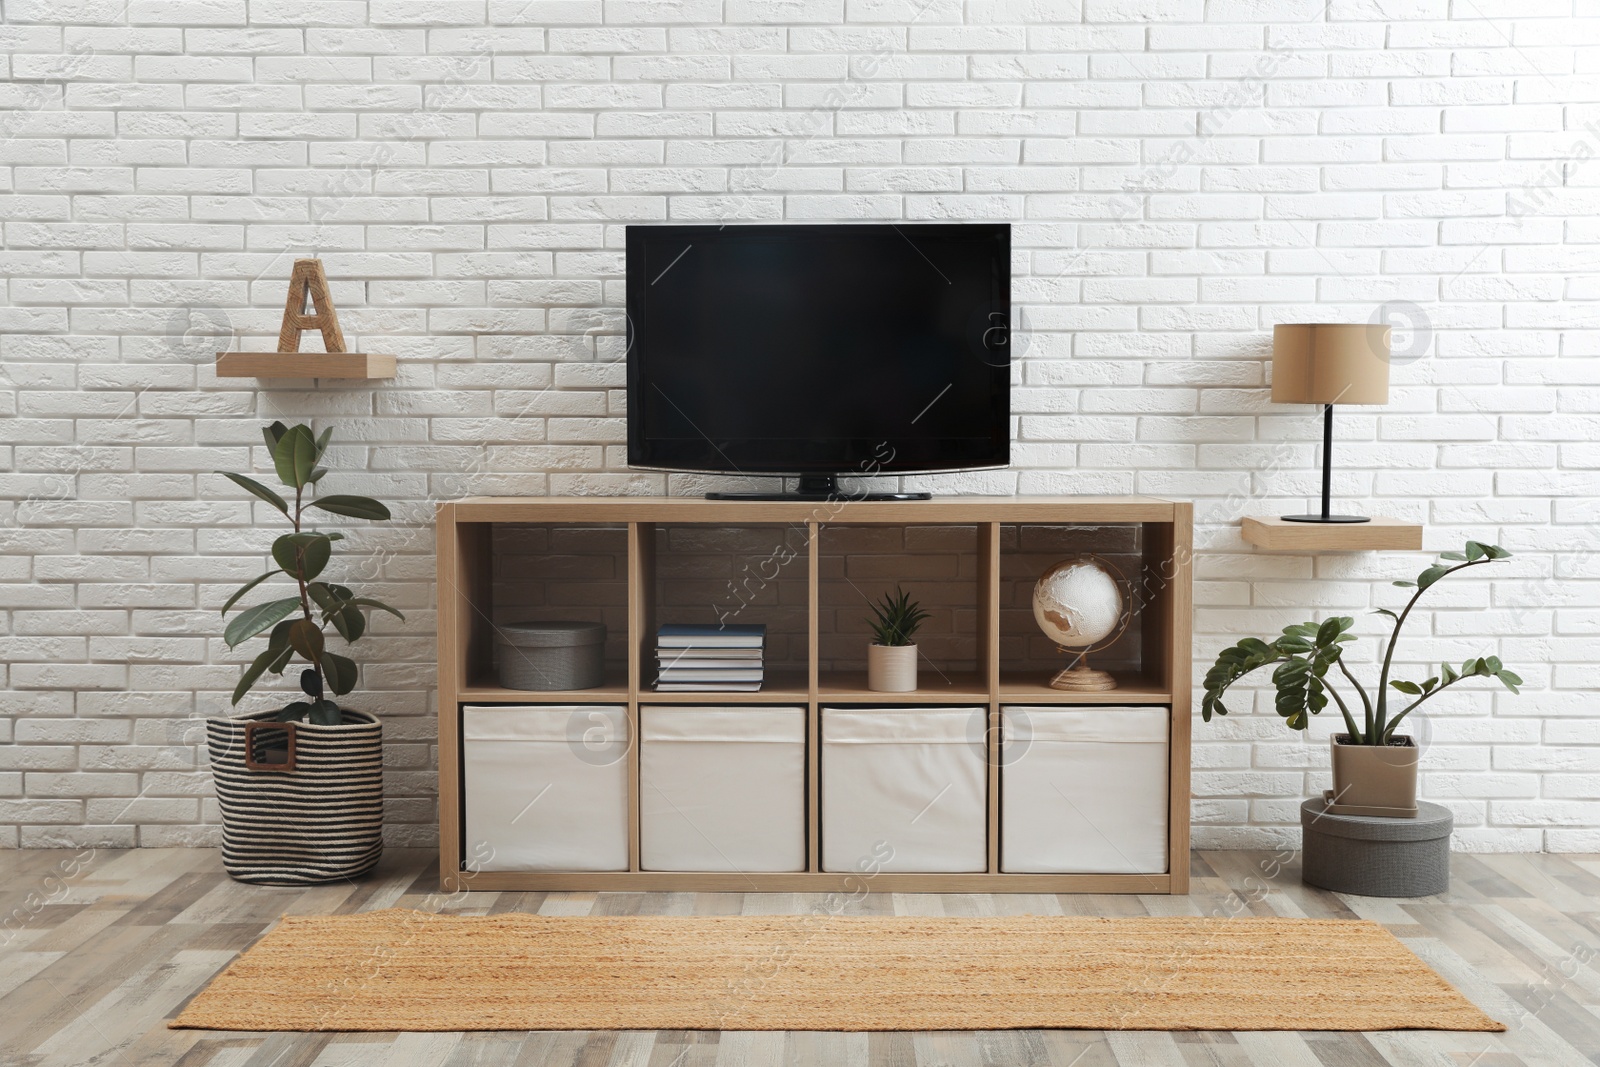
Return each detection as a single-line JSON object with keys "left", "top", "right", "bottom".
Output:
{"left": 626, "top": 223, "right": 1010, "bottom": 477}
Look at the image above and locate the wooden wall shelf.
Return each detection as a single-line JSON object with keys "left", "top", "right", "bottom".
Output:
{"left": 1242, "top": 516, "right": 1423, "bottom": 552}
{"left": 215, "top": 352, "right": 396, "bottom": 379}
{"left": 436, "top": 495, "right": 1194, "bottom": 895}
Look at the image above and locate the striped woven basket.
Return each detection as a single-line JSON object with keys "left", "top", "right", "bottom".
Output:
{"left": 207, "top": 708, "right": 384, "bottom": 886}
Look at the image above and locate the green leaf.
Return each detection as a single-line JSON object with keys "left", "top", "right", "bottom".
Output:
{"left": 1202, "top": 632, "right": 1298, "bottom": 729}
{"left": 1465, "top": 541, "right": 1485, "bottom": 561}
{"left": 1271, "top": 657, "right": 1319, "bottom": 731}
{"left": 307, "top": 467, "right": 328, "bottom": 484}
{"left": 1421, "top": 677, "right": 1438, "bottom": 693}
{"left": 266, "top": 618, "right": 294, "bottom": 655}
{"left": 1441, "top": 662, "right": 1459, "bottom": 685}
{"left": 272, "top": 423, "right": 319, "bottom": 489}
{"left": 1416, "top": 564, "right": 1450, "bottom": 592}
{"left": 321, "top": 651, "right": 358, "bottom": 696}
{"left": 306, "top": 581, "right": 343, "bottom": 614}
{"left": 1439, "top": 551, "right": 1466, "bottom": 561}
{"left": 287, "top": 618, "right": 324, "bottom": 661}
{"left": 1485, "top": 655, "right": 1503, "bottom": 673}
{"left": 867, "top": 585, "right": 929, "bottom": 646}
{"left": 308, "top": 698, "right": 342, "bottom": 727}
{"left": 216, "top": 471, "right": 288, "bottom": 515}
{"left": 1315, "top": 616, "right": 1352, "bottom": 643}
{"left": 1393, "top": 580, "right": 1416, "bottom": 588}
{"left": 328, "top": 603, "right": 366, "bottom": 642}
{"left": 231, "top": 643, "right": 293, "bottom": 705}
{"left": 349, "top": 597, "right": 405, "bottom": 621}
{"left": 1497, "top": 670, "right": 1521, "bottom": 694}
{"left": 1484, "top": 544, "right": 1511, "bottom": 559}
{"left": 1373, "top": 607, "right": 1399, "bottom": 622}
{"left": 277, "top": 700, "right": 312, "bottom": 723}
{"left": 1390, "top": 680, "right": 1423, "bottom": 695}
{"left": 221, "top": 569, "right": 283, "bottom": 616}
{"left": 315, "top": 425, "right": 333, "bottom": 458}
{"left": 262, "top": 421, "right": 289, "bottom": 451}
{"left": 270, "top": 534, "right": 299, "bottom": 578}
{"left": 271, "top": 533, "right": 332, "bottom": 582}
{"left": 224, "top": 597, "right": 303, "bottom": 649}
{"left": 307, "top": 495, "right": 392, "bottom": 521}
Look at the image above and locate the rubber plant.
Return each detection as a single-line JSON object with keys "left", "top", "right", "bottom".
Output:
{"left": 217, "top": 422, "right": 404, "bottom": 726}
{"left": 867, "top": 585, "right": 931, "bottom": 647}
{"left": 1201, "top": 539, "right": 1520, "bottom": 744}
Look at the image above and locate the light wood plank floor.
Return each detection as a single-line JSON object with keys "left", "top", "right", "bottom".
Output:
{"left": 2, "top": 847, "right": 1597, "bottom": 1066}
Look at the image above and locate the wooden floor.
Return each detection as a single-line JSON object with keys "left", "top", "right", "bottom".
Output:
{"left": 2, "top": 848, "right": 1598, "bottom": 1067}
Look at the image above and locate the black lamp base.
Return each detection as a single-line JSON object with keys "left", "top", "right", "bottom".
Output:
{"left": 1281, "top": 514, "right": 1371, "bottom": 524}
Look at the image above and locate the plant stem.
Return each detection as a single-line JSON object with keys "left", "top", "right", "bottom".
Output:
{"left": 290, "top": 482, "right": 327, "bottom": 698}
{"left": 1383, "top": 675, "right": 1464, "bottom": 740}
{"left": 1375, "top": 558, "right": 1487, "bottom": 742}
{"left": 1336, "top": 657, "right": 1373, "bottom": 743}
{"left": 1321, "top": 674, "right": 1363, "bottom": 741}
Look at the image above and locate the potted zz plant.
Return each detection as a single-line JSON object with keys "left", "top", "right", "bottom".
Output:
{"left": 865, "top": 585, "right": 930, "bottom": 693}
{"left": 207, "top": 421, "right": 404, "bottom": 885}
{"left": 1202, "top": 540, "right": 1519, "bottom": 818}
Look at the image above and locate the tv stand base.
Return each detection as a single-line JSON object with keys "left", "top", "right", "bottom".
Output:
{"left": 706, "top": 473, "right": 931, "bottom": 502}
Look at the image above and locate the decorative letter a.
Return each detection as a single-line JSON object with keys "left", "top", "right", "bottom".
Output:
{"left": 277, "top": 259, "right": 347, "bottom": 354}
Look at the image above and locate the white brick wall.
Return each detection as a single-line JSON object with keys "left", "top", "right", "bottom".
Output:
{"left": 1, "top": 0, "right": 1596, "bottom": 853}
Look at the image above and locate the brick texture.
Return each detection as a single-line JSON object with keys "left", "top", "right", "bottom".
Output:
{"left": 0, "top": 2, "right": 1595, "bottom": 852}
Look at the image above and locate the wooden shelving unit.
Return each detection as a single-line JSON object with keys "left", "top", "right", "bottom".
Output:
{"left": 1242, "top": 516, "right": 1422, "bottom": 552}
{"left": 436, "top": 496, "right": 1193, "bottom": 894}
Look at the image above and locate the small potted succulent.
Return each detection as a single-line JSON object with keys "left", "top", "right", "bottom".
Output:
{"left": 208, "top": 422, "right": 404, "bottom": 884}
{"left": 1202, "top": 540, "right": 1519, "bottom": 817}
{"left": 865, "top": 585, "right": 930, "bottom": 693}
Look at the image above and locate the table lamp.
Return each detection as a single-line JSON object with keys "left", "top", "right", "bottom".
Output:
{"left": 1271, "top": 323, "right": 1390, "bottom": 524}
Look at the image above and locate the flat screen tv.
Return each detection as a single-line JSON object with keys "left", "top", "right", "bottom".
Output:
{"left": 626, "top": 223, "right": 1010, "bottom": 500}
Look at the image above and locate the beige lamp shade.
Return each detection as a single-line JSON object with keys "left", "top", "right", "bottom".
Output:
{"left": 1271, "top": 324, "right": 1391, "bottom": 405}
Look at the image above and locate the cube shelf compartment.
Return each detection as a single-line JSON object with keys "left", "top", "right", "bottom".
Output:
{"left": 437, "top": 495, "right": 1193, "bottom": 894}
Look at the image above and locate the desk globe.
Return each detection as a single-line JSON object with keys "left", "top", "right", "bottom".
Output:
{"left": 1031, "top": 557, "right": 1130, "bottom": 691}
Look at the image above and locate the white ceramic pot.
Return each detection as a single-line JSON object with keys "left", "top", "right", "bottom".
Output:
{"left": 866, "top": 643, "right": 918, "bottom": 692}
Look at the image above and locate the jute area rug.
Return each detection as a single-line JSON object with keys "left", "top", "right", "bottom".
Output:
{"left": 171, "top": 909, "right": 1504, "bottom": 1033}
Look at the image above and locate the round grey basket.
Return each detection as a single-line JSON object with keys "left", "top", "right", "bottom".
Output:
{"left": 496, "top": 620, "right": 607, "bottom": 691}
{"left": 1301, "top": 797, "right": 1453, "bottom": 898}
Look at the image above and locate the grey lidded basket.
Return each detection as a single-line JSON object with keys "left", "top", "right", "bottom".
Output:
{"left": 1300, "top": 798, "right": 1453, "bottom": 898}
{"left": 496, "top": 620, "right": 606, "bottom": 690}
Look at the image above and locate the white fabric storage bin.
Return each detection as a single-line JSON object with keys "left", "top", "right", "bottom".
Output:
{"left": 821, "top": 707, "right": 986, "bottom": 874}
{"left": 1000, "top": 706, "right": 1169, "bottom": 875}
{"left": 640, "top": 706, "right": 806, "bottom": 872}
{"left": 462, "top": 705, "right": 629, "bottom": 872}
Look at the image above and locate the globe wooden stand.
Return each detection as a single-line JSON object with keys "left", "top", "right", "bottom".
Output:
{"left": 1035, "top": 555, "right": 1131, "bottom": 694}
{"left": 1048, "top": 666, "right": 1118, "bottom": 692}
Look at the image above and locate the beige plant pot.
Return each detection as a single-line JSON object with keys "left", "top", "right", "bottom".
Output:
{"left": 1329, "top": 734, "right": 1419, "bottom": 816}
{"left": 866, "top": 643, "right": 918, "bottom": 693}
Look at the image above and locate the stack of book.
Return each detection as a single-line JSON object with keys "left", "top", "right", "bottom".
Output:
{"left": 655, "top": 623, "right": 765, "bottom": 691}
